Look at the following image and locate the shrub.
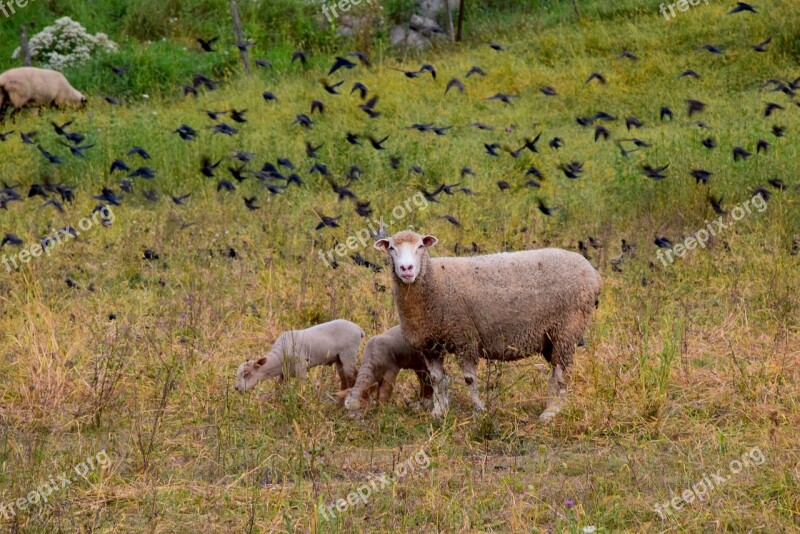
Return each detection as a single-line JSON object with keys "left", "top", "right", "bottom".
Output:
{"left": 12, "top": 16, "right": 118, "bottom": 70}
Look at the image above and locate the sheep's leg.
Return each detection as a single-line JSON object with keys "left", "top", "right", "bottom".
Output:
{"left": 378, "top": 369, "right": 396, "bottom": 402}
{"left": 424, "top": 354, "right": 449, "bottom": 418}
{"left": 415, "top": 369, "right": 434, "bottom": 410}
{"left": 459, "top": 358, "right": 485, "bottom": 412}
{"left": 340, "top": 354, "right": 357, "bottom": 389}
{"left": 334, "top": 360, "right": 348, "bottom": 390}
{"left": 7, "top": 106, "right": 21, "bottom": 124}
{"left": 540, "top": 343, "right": 575, "bottom": 421}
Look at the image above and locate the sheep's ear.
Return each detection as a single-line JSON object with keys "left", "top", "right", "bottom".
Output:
{"left": 255, "top": 357, "right": 267, "bottom": 367}
{"left": 334, "top": 390, "right": 349, "bottom": 398}
{"left": 374, "top": 239, "right": 390, "bottom": 251}
{"left": 421, "top": 235, "right": 438, "bottom": 248}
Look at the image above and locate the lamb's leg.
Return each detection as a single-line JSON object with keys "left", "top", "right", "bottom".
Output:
{"left": 540, "top": 342, "right": 575, "bottom": 421}
{"left": 459, "top": 358, "right": 485, "bottom": 412}
{"left": 334, "top": 360, "right": 348, "bottom": 390}
{"left": 340, "top": 353, "right": 357, "bottom": 389}
{"left": 424, "top": 354, "right": 449, "bottom": 418}
{"left": 377, "top": 369, "right": 396, "bottom": 402}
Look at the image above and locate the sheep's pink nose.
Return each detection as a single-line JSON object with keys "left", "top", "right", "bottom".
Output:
{"left": 399, "top": 264, "right": 414, "bottom": 275}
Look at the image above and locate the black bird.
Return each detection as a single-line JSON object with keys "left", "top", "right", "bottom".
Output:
{"left": 470, "top": 122, "right": 493, "bottom": 130}
{"left": 660, "top": 106, "right": 673, "bottom": 121}
{"left": 0, "top": 130, "right": 14, "bottom": 141}
{"left": 184, "top": 85, "right": 199, "bottom": 98}
{"left": 128, "top": 146, "right": 150, "bottom": 159}
{"left": 618, "top": 51, "right": 638, "bottom": 61}
{"left": 484, "top": 143, "right": 501, "bottom": 156}
{"left": 1, "top": 233, "right": 23, "bottom": 247}
{"left": 355, "top": 201, "right": 373, "bottom": 218}
{"left": 309, "top": 162, "right": 329, "bottom": 176}
{"left": 110, "top": 65, "right": 129, "bottom": 76}
{"left": 197, "top": 36, "right": 219, "bottom": 52}
{"left": 119, "top": 179, "right": 133, "bottom": 193}
{"left": 292, "top": 114, "right": 314, "bottom": 129}
{"left": 358, "top": 95, "right": 381, "bottom": 118}
{"left": 41, "top": 198, "right": 64, "bottom": 213}
{"left": 128, "top": 167, "right": 156, "bottom": 179}
{"left": 255, "top": 59, "right": 272, "bottom": 68}
{"left": 679, "top": 69, "right": 700, "bottom": 79}
{"left": 348, "top": 51, "right": 371, "bottom": 66}
{"left": 310, "top": 100, "right": 325, "bottom": 114}
{"left": 390, "top": 155, "right": 401, "bottom": 169}
{"left": 211, "top": 123, "right": 238, "bottom": 136}
{"left": 489, "top": 41, "right": 505, "bottom": 51}
{"left": 625, "top": 116, "right": 643, "bottom": 130}
{"left": 230, "top": 151, "right": 255, "bottom": 163}
{"left": 486, "top": 93, "right": 518, "bottom": 104}
{"left": 201, "top": 157, "right": 222, "bottom": 177}
{"left": 729, "top": 1, "right": 757, "bottom": 14}
{"left": 217, "top": 180, "right": 236, "bottom": 192}
{"left": 433, "top": 125, "right": 452, "bottom": 135}
{"left": 594, "top": 125, "right": 610, "bottom": 141}
{"left": 461, "top": 166, "right": 476, "bottom": 178}
{"left": 351, "top": 82, "right": 368, "bottom": 99}
{"left": 20, "top": 131, "right": 37, "bottom": 144}
{"left": 654, "top": 236, "right": 673, "bottom": 249}
{"left": 51, "top": 120, "right": 73, "bottom": 136}
{"left": 37, "top": 145, "right": 62, "bottom": 165}
{"left": 291, "top": 50, "right": 307, "bottom": 65}
{"left": 346, "top": 132, "right": 361, "bottom": 145}
{"left": 392, "top": 67, "right": 421, "bottom": 79}
{"left": 642, "top": 163, "right": 669, "bottom": 179}
{"left": 752, "top": 186, "right": 771, "bottom": 201}
{"left": 368, "top": 135, "right": 388, "bottom": 150}
{"left": 230, "top": 109, "right": 247, "bottom": 123}
{"left": 244, "top": 196, "right": 260, "bottom": 211}
{"left": 687, "top": 99, "right": 706, "bottom": 117}
{"left": 94, "top": 187, "right": 122, "bottom": 206}
{"left": 277, "top": 158, "right": 294, "bottom": 170}
{"left": 767, "top": 178, "right": 787, "bottom": 190}
{"left": 445, "top": 78, "right": 465, "bottom": 94}
{"left": 228, "top": 165, "right": 247, "bottom": 182}
{"left": 752, "top": 37, "right": 771, "bottom": 52}
{"left": 142, "top": 189, "right": 158, "bottom": 202}
{"left": 315, "top": 214, "right": 341, "bottom": 230}
{"left": 329, "top": 56, "right": 357, "bottom": 75}
{"left": 691, "top": 169, "right": 713, "bottom": 184}
{"left": 709, "top": 195, "right": 726, "bottom": 215}
{"left": 525, "top": 167, "right": 543, "bottom": 179}
{"left": 537, "top": 199, "right": 557, "bottom": 216}
{"left": 419, "top": 64, "right": 437, "bottom": 79}
{"left": 733, "top": 146, "right": 752, "bottom": 161}
{"left": 702, "top": 137, "right": 716, "bottom": 149}
{"left": 772, "top": 125, "right": 785, "bottom": 137}
{"left": 59, "top": 141, "right": 95, "bottom": 157}
{"left": 560, "top": 161, "right": 584, "bottom": 179}
{"left": 306, "top": 141, "right": 323, "bottom": 158}
{"left": 550, "top": 137, "right": 564, "bottom": 150}
{"left": 173, "top": 124, "right": 197, "bottom": 141}
{"left": 171, "top": 193, "right": 191, "bottom": 205}
{"left": 440, "top": 215, "right": 462, "bottom": 227}
{"left": 235, "top": 41, "right": 255, "bottom": 53}
{"left": 207, "top": 111, "right": 226, "bottom": 122}
{"left": 28, "top": 184, "right": 48, "bottom": 198}
{"left": 699, "top": 44, "right": 725, "bottom": 55}
{"left": 143, "top": 249, "right": 159, "bottom": 260}
{"left": 585, "top": 72, "right": 607, "bottom": 85}
{"left": 764, "top": 102, "right": 784, "bottom": 117}
{"left": 496, "top": 181, "right": 511, "bottom": 191}
{"left": 420, "top": 186, "right": 444, "bottom": 203}
{"left": 262, "top": 91, "right": 277, "bottom": 101}
{"left": 55, "top": 185, "right": 75, "bottom": 203}
{"left": 104, "top": 95, "right": 122, "bottom": 105}
{"left": 756, "top": 139, "right": 770, "bottom": 154}
{"left": 466, "top": 66, "right": 486, "bottom": 77}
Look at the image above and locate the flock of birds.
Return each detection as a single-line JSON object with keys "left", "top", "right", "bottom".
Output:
{"left": 1, "top": 0, "right": 798, "bottom": 266}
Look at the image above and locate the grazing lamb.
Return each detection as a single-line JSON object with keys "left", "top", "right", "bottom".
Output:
{"left": 0, "top": 67, "right": 87, "bottom": 124}
{"left": 234, "top": 319, "right": 364, "bottom": 393}
{"left": 339, "top": 325, "right": 433, "bottom": 413}
{"left": 374, "top": 230, "right": 601, "bottom": 421}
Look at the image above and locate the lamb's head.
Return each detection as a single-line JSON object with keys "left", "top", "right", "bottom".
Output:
{"left": 234, "top": 357, "right": 267, "bottom": 393}
{"left": 374, "top": 230, "right": 437, "bottom": 284}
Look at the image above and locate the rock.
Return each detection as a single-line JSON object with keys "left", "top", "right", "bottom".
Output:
{"left": 406, "top": 29, "right": 431, "bottom": 49}
{"left": 409, "top": 14, "right": 445, "bottom": 37}
{"left": 390, "top": 25, "right": 407, "bottom": 46}
{"left": 418, "top": 0, "right": 460, "bottom": 19}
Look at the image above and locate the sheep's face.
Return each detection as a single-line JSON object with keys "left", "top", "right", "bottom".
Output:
{"left": 375, "top": 231, "right": 437, "bottom": 284}
{"left": 234, "top": 357, "right": 267, "bottom": 392}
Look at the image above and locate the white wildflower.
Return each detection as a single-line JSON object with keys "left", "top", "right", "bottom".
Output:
{"left": 11, "top": 17, "right": 117, "bottom": 70}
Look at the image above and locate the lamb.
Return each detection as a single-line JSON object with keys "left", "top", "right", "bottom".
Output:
{"left": 374, "top": 230, "right": 602, "bottom": 421}
{"left": 234, "top": 319, "right": 364, "bottom": 393}
{"left": 339, "top": 326, "right": 433, "bottom": 413}
{"left": 0, "top": 67, "right": 87, "bottom": 124}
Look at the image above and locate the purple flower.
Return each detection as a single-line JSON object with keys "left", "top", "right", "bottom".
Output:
{"left": 566, "top": 500, "right": 574, "bottom": 508}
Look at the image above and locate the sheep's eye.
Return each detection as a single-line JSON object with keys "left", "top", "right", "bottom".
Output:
{"left": 418, "top": 244, "right": 424, "bottom": 249}
{"left": 388, "top": 246, "right": 395, "bottom": 252}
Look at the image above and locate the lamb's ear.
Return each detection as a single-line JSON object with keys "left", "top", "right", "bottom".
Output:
{"left": 421, "top": 235, "right": 438, "bottom": 248}
{"left": 254, "top": 357, "right": 267, "bottom": 367}
{"left": 374, "top": 239, "right": 390, "bottom": 251}
{"left": 334, "top": 390, "right": 349, "bottom": 398}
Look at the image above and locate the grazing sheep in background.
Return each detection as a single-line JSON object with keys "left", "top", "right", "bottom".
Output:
{"left": 374, "top": 230, "right": 601, "bottom": 421}
{"left": 234, "top": 319, "right": 364, "bottom": 393}
{"left": 0, "top": 67, "right": 87, "bottom": 124}
{"left": 339, "top": 325, "right": 433, "bottom": 413}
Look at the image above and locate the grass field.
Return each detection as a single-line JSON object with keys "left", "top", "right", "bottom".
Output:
{"left": 1, "top": 0, "right": 799, "bottom": 532}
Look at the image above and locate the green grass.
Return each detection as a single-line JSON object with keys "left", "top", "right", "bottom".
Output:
{"left": 1, "top": 0, "right": 800, "bottom": 532}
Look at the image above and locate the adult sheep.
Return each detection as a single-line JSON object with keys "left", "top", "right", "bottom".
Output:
{"left": 374, "top": 230, "right": 601, "bottom": 421}
{"left": 0, "top": 67, "right": 87, "bottom": 124}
